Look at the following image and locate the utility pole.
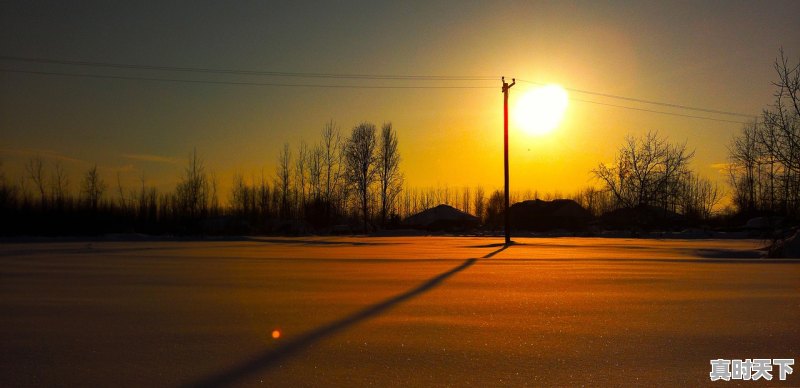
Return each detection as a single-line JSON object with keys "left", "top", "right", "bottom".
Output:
{"left": 502, "top": 76, "right": 515, "bottom": 246}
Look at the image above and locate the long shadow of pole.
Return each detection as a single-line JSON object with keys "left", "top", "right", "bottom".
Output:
{"left": 186, "top": 244, "right": 510, "bottom": 387}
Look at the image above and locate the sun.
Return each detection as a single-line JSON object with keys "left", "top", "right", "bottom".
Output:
{"left": 513, "top": 84, "right": 569, "bottom": 135}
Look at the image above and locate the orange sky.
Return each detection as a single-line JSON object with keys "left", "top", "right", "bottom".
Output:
{"left": 1, "top": 2, "right": 798, "bottom": 204}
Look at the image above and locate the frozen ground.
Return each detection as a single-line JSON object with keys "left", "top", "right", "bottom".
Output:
{"left": 1, "top": 237, "right": 798, "bottom": 386}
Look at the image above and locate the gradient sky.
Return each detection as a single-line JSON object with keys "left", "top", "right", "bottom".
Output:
{"left": 2, "top": 1, "right": 799, "bottom": 204}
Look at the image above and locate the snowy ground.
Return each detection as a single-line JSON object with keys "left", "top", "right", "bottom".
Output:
{"left": 1, "top": 237, "right": 798, "bottom": 386}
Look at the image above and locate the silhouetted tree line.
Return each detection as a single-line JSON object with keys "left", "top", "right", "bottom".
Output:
{"left": 4, "top": 51, "right": 794, "bottom": 236}
{"left": 0, "top": 148, "right": 221, "bottom": 236}
{"left": 727, "top": 49, "right": 800, "bottom": 221}
{"left": 229, "top": 121, "right": 403, "bottom": 234}
{"left": 0, "top": 120, "right": 404, "bottom": 236}
{"left": 0, "top": 130, "right": 726, "bottom": 237}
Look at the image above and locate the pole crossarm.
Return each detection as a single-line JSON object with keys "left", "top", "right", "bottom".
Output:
{"left": 501, "top": 76, "right": 516, "bottom": 92}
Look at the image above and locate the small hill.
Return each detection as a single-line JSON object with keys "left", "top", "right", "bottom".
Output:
{"left": 404, "top": 204, "right": 480, "bottom": 230}
{"left": 600, "top": 204, "right": 685, "bottom": 230}
{"left": 509, "top": 199, "right": 592, "bottom": 231}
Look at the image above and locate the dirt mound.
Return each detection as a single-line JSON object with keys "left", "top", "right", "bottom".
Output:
{"left": 403, "top": 204, "right": 479, "bottom": 230}
{"left": 509, "top": 199, "right": 592, "bottom": 231}
{"left": 601, "top": 204, "right": 685, "bottom": 229}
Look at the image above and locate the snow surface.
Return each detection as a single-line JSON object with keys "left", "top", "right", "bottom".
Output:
{"left": 1, "top": 237, "right": 797, "bottom": 386}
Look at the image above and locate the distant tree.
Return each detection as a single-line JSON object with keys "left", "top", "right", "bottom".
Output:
{"left": 377, "top": 122, "right": 403, "bottom": 226}
{"left": 473, "top": 186, "right": 485, "bottom": 222}
{"left": 256, "top": 171, "right": 271, "bottom": 220}
{"left": 276, "top": 143, "right": 292, "bottom": 219}
{"left": 678, "top": 173, "right": 721, "bottom": 221}
{"left": 17, "top": 175, "right": 30, "bottom": 206}
{"left": 116, "top": 172, "right": 127, "bottom": 211}
{"left": 728, "top": 121, "right": 762, "bottom": 213}
{"left": 437, "top": 185, "right": 451, "bottom": 206}
{"left": 760, "top": 49, "right": 800, "bottom": 170}
{"left": 309, "top": 144, "right": 323, "bottom": 201}
{"left": 135, "top": 175, "right": 159, "bottom": 224}
{"left": 485, "top": 189, "right": 504, "bottom": 227}
{"left": 321, "top": 120, "right": 345, "bottom": 211}
{"left": 572, "top": 186, "right": 615, "bottom": 217}
{"left": 230, "top": 173, "right": 248, "bottom": 215}
{"left": 295, "top": 140, "right": 308, "bottom": 216}
{"left": 0, "top": 160, "right": 17, "bottom": 210}
{"left": 208, "top": 172, "right": 219, "bottom": 217}
{"left": 461, "top": 186, "right": 472, "bottom": 215}
{"left": 81, "top": 165, "right": 106, "bottom": 211}
{"left": 50, "top": 162, "right": 69, "bottom": 208}
{"left": 176, "top": 148, "right": 209, "bottom": 220}
{"left": 26, "top": 156, "right": 46, "bottom": 207}
{"left": 345, "top": 122, "right": 377, "bottom": 233}
{"left": 400, "top": 185, "right": 412, "bottom": 218}
{"left": 593, "top": 131, "right": 694, "bottom": 210}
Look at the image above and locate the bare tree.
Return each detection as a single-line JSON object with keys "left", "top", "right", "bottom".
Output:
{"left": 728, "top": 121, "right": 762, "bottom": 213}
{"left": 345, "top": 122, "right": 377, "bottom": 233}
{"left": 176, "top": 148, "right": 208, "bottom": 219}
{"left": 593, "top": 131, "right": 694, "bottom": 210}
{"left": 473, "top": 186, "right": 485, "bottom": 222}
{"left": 116, "top": 172, "right": 126, "bottom": 211}
{"left": 400, "top": 184, "right": 412, "bottom": 218}
{"left": 679, "top": 173, "right": 721, "bottom": 220}
{"left": 51, "top": 162, "right": 69, "bottom": 207}
{"left": 572, "top": 186, "right": 615, "bottom": 217}
{"left": 728, "top": 49, "right": 800, "bottom": 216}
{"left": 257, "top": 170, "right": 271, "bottom": 220}
{"left": 18, "top": 175, "right": 30, "bottom": 205}
{"left": 321, "top": 120, "right": 344, "bottom": 209}
{"left": 276, "top": 143, "right": 292, "bottom": 219}
{"left": 135, "top": 174, "right": 158, "bottom": 222}
{"left": 309, "top": 144, "right": 323, "bottom": 201}
{"left": 485, "top": 190, "right": 504, "bottom": 227}
{"left": 377, "top": 122, "right": 403, "bottom": 225}
{"left": 295, "top": 140, "right": 308, "bottom": 215}
{"left": 0, "top": 160, "right": 18, "bottom": 209}
{"left": 461, "top": 186, "right": 472, "bottom": 214}
{"left": 26, "top": 156, "right": 46, "bottom": 207}
{"left": 230, "top": 173, "right": 246, "bottom": 214}
{"left": 81, "top": 165, "right": 106, "bottom": 211}
{"left": 209, "top": 172, "right": 219, "bottom": 216}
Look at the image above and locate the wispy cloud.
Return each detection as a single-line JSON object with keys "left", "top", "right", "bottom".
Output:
{"left": 0, "top": 146, "right": 87, "bottom": 164}
{"left": 710, "top": 162, "right": 731, "bottom": 171}
{"left": 121, "top": 153, "right": 180, "bottom": 164}
{"left": 98, "top": 164, "right": 138, "bottom": 174}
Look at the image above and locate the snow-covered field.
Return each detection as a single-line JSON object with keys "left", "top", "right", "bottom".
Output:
{"left": 1, "top": 237, "right": 798, "bottom": 386}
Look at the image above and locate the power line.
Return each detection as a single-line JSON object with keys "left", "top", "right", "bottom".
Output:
{"left": 0, "top": 54, "right": 759, "bottom": 124}
{"left": 2, "top": 68, "right": 755, "bottom": 124}
{"left": 569, "top": 96, "right": 752, "bottom": 124}
{"left": 517, "top": 79, "right": 755, "bottom": 119}
{"left": 0, "top": 68, "right": 496, "bottom": 89}
{"left": 0, "top": 55, "right": 496, "bottom": 81}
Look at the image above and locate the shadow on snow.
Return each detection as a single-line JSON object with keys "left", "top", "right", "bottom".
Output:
{"left": 186, "top": 243, "right": 510, "bottom": 387}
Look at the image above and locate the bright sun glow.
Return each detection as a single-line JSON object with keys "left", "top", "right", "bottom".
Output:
{"left": 514, "top": 84, "right": 569, "bottom": 135}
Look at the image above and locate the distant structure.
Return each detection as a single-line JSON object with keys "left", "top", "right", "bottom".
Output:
{"left": 509, "top": 199, "right": 592, "bottom": 231}
{"left": 404, "top": 204, "right": 480, "bottom": 231}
